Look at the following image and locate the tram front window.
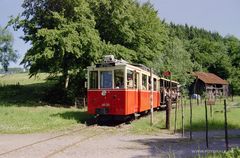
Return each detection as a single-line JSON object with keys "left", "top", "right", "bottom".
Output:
{"left": 114, "top": 69, "right": 124, "bottom": 89}
{"left": 100, "top": 71, "right": 112, "bottom": 88}
{"left": 89, "top": 71, "right": 98, "bottom": 89}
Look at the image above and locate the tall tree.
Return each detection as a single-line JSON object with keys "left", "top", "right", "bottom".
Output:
{"left": 12, "top": 0, "right": 167, "bottom": 89}
{"left": 224, "top": 36, "right": 240, "bottom": 94}
{"left": 89, "top": 0, "right": 167, "bottom": 66}
{"left": 159, "top": 36, "right": 193, "bottom": 86}
{"left": 224, "top": 36, "right": 240, "bottom": 67}
{"left": 0, "top": 27, "right": 18, "bottom": 72}
{"left": 13, "top": 0, "right": 101, "bottom": 88}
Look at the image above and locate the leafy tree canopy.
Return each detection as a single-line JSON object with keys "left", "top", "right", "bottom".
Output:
{"left": 9, "top": 0, "right": 240, "bottom": 98}
{"left": 0, "top": 26, "right": 18, "bottom": 72}
{"left": 89, "top": 0, "right": 167, "bottom": 65}
{"left": 13, "top": 0, "right": 102, "bottom": 88}
{"left": 12, "top": 0, "right": 167, "bottom": 89}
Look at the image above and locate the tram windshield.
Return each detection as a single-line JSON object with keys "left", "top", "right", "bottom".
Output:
{"left": 100, "top": 71, "right": 112, "bottom": 88}
{"left": 89, "top": 71, "right": 98, "bottom": 89}
{"left": 114, "top": 69, "right": 124, "bottom": 88}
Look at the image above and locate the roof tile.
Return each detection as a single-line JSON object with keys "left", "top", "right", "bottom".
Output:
{"left": 193, "top": 72, "right": 228, "bottom": 85}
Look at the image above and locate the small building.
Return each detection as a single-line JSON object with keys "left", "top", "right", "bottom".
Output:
{"left": 189, "top": 72, "right": 229, "bottom": 98}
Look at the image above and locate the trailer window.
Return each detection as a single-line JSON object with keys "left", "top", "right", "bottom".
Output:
{"left": 142, "top": 74, "right": 147, "bottom": 90}
{"left": 127, "top": 70, "right": 134, "bottom": 89}
{"left": 100, "top": 71, "right": 112, "bottom": 88}
{"left": 160, "top": 79, "right": 164, "bottom": 88}
{"left": 89, "top": 71, "right": 98, "bottom": 89}
{"left": 114, "top": 69, "right": 124, "bottom": 89}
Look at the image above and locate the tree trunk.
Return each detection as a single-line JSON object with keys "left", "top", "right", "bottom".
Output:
{"left": 62, "top": 54, "right": 70, "bottom": 89}
{"left": 64, "top": 74, "right": 69, "bottom": 89}
{"left": 63, "top": 65, "right": 69, "bottom": 89}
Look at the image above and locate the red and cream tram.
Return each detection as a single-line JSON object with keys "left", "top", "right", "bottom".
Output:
{"left": 87, "top": 55, "right": 178, "bottom": 119}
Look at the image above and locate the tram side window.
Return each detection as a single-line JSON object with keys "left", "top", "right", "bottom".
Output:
{"left": 127, "top": 70, "right": 134, "bottom": 89}
{"left": 114, "top": 69, "right": 124, "bottom": 89}
{"left": 89, "top": 71, "right": 98, "bottom": 89}
{"left": 153, "top": 78, "right": 157, "bottom": 91}
{"left": 160, "top": 79, "right": 164, "bottom": 88}
{"left": 142, "top": 74, "right": 147, "bottom": 90}
{"left": 100, "top": 71, "right": 112, "bottom": 88}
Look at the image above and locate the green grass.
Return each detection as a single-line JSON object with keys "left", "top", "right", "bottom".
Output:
{"left": 0, "top": 73, "right": 49, "bottom": 85}
{"left": 0, "top": 73, "right": 55, "bottom": 105}
{"left": 1, "top": 73, "right": 239, "bottom": 134}
{"left": 205, "top": 147, "right": 240, "bottom": 158}
{"left": 0, "top": 73, "right": 93, "bottom": 134}
{"left": 0, "top": 106, "right": 91, "bottom": 134}
{"left": 130, "top": 96, "right": 240, "bottom": 134}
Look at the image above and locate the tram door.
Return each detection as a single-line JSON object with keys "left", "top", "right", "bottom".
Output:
{"left": 134, "top": 72, "right": 139, "bottom": 113}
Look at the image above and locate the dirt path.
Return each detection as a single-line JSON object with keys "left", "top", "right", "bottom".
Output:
{"left": 0, "top": 126, "right": 239, "bottom": 158}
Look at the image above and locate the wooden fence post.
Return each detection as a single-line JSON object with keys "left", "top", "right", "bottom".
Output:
{"left": 224, "top": 99, "right": 229, "bottom": 151}
{"left": 174, "top": 96, "right": 178, "bottom": 133}
{"left": 210, "top": 103, "right": 213, "bottom": 118}
{"left": 166, "top": 99, "right": 171, "bottom": 129}
{"left": 205, "top": 99, "right": 209, "bottom": 148}
{"left": 83, "top": 97, "right": 86, "bottom": 108}
{"left": 181, "top": 96, "right": 184, "bottom": 137}
{"left": 190, "top": 97, "right": 193, "bottom": 141}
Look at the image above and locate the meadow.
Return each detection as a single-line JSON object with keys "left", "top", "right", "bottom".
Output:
{"left": 130, "top": 97, "right": 240, "bottom": 134}
{"left": 0, "top": 73, "right": 91, "bottom": 134}
{"left": 0, "top": 73, "right": 239, "bottom": 134}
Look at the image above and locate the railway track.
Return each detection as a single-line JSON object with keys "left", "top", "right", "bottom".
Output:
{"left": 0, "top": 125, "right": 92, "bottom": 157}
{"left": 44, "top": 129, "right": 104, "bottom": 158}
{"left": 0, "top": 120, "right": 125, "bottom": 158}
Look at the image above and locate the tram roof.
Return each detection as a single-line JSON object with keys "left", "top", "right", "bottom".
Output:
{"left": 88, "top": 58, "right": 155, "bottom": 74}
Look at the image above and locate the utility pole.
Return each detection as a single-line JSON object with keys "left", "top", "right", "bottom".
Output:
{"left": 166, "top": 72, "right": 172, "bottom": 129}
{"left": 150, "top": 68, "right": 153, "bottom": 126}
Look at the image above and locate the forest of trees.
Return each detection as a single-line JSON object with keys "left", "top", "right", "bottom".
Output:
{"left": 166, "top": 23, "right": 240, "bottom": 94}
{"left": 7, "top": 0, "right": 240, "bottom": 102}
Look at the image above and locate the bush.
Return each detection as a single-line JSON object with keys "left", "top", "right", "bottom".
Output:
{"left": 43, "top": 84, "right": 75, "bottom": 105}
{"left": 43, "top": 72, "right": 87, "bottom": 106}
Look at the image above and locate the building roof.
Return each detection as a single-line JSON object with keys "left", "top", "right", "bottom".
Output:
{"left": 193, "top": 72, "right": 228, "bottom": 85}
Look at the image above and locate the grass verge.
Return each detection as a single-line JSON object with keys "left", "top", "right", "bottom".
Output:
{"left": 0, "top": 73, "right": 92, "bottom": 134}
{"left": 130, "top": 96, "right": 240, "bottom": 134}
{"left": 0, "top": 106, "right": 92, "bottom": 134}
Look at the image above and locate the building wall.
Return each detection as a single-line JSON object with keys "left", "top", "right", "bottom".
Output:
{"left": 189, "top": 79, "right": 229, "bottom": 97}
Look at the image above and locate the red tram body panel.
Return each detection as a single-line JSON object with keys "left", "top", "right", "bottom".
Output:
{"left": 88, "top": 90, "right": 126, "bottom": 115}
{"left": 87, "top": 55, "right": 178, "bottom": 117}
{"left": 88, "top": 90, "right": 160, "bottom": 116}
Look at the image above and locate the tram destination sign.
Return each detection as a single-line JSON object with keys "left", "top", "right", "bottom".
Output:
{"left": 163, "top": 71, "right": 171, "bottom": 77}
{"left": 96, "top": 62, "right": 115, "bottom": 67}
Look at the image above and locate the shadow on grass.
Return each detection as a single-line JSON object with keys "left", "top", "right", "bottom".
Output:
{"left": 183, "top": 120, "right": 240, "bottom": 131}
{"left": 0, "top": 82, "right": 54, "bottom": 106}
{"left": 128, "top": 136, "right": 240, "bottom": 158}
{"left": 52, "top": 111, "right": 130, "bottom": 126}
{"left": 51, "top": 111, "right": 95, "bottom": 125}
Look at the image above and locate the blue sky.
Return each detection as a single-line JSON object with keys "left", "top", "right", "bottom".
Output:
{"left": 0, "top": 0, "right": 240, "bottom": 67}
